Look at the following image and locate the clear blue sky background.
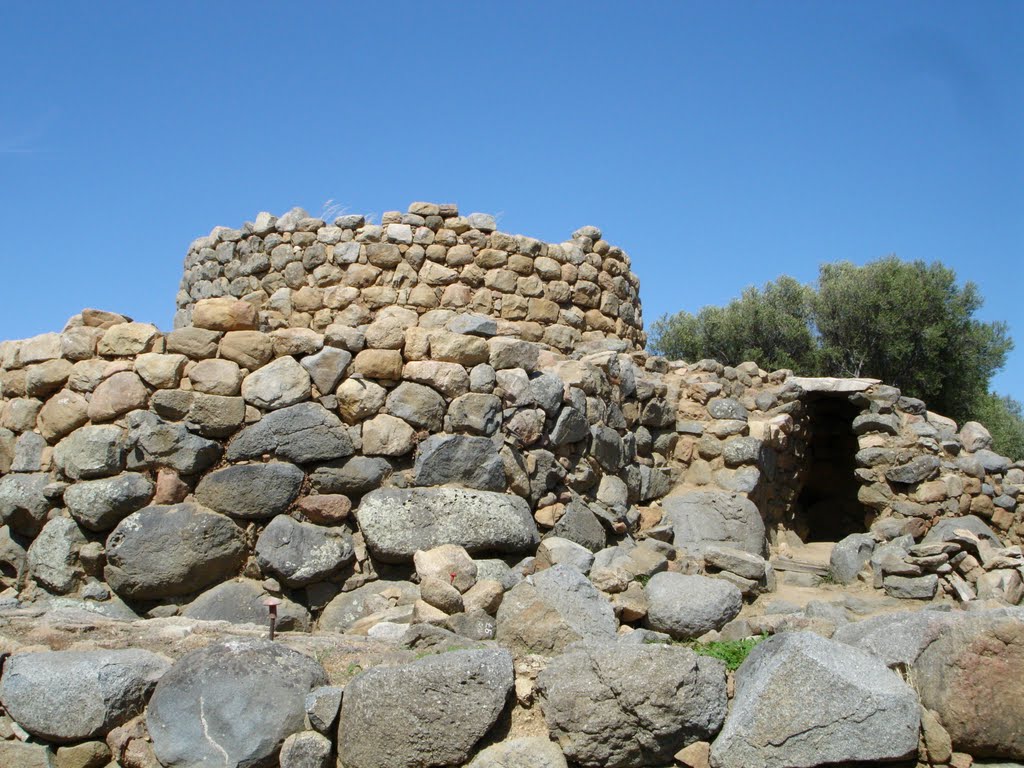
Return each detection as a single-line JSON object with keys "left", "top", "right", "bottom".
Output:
{"left": 2, "top": 2, "right": 1021, "bottom": 404}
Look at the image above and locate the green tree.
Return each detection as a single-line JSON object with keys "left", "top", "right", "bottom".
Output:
{"left": 971, "top": 393, "right": 1024, "bottom": 461}
{"left": 648, "top": 256, "right": 1013, "bottom": 424}
{"left": 648, "top": 276, "right": 818, "bottom": 373}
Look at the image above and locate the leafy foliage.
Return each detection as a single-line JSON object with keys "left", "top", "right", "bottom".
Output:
{"left": 648, "top": 256, "right": 1014, "bottom": 424}
{"left": 971, "top": 393, "right": 1024, "bottom": 461}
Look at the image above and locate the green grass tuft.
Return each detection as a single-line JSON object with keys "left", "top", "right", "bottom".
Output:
{"left": 685, "top": 635, "right": 766, "bottom": 671}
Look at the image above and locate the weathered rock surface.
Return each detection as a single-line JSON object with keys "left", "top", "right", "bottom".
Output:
{"left": 829, "top": 533, "right": 876, "bottom": 584}
{"left": 194, "top": 461, "right": 304, "bottom": 519}
{"left": 710, "top": 632, "right": 920, "bottom": 768}
{"left": 317, "top": 579, "right": 420, "bottom": 633}
{"left": 255, "top": 515, "right": 354, "bottom": 587}
{"left": 337, "top": 648, "right": 513, "bottom": 768}
{"left": 64, "top": 472, "right": 154, "bottom": 531}
{"left": 644, "top": 573, "right": 741, "bottom": 640}
{"left": 662, "top": 491, "right": 766, "bottom": 556}
{"left": 538, "top": 642, "right": 727, "bottom": 767}
{"left": 27, "top": 516, "right": 87, "bottom": 594}
{"left": 356, "top": 487, "right": 539, "bottom": 562}
{"left": 0, "top": 649, "right": 170, "bottom": 743}
{"left": 227, "top": 402, "right": 353, "bottom": 464}
{"left": 124, "top": 411, "right": 221, "bottom": 474}
{"left": 413, "top": 434, "right": 506, "bottom": 491}
{"left": 832, "top": 608, "right": 962, "bottom": 667}
{"left": 148, "top": 639, "right": 327, "bottom": 768}
{"left": 180, "top": 579, "right": 311, "bottom": 631}
{"left": 104, "top": 503, "right": 246, "bottom": 599}
{"left": 496, "top": 564, "right": 617, "bottom": 655}
{"left": 467, "top": 737, "right": 568, "bottom": 768}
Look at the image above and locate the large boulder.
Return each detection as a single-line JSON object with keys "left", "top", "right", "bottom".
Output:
{"left": 255, "top": 515, "right": 354, "bottom": 587}
{"left": 181, "top": 579, "right": 311, "bottom": 631}
{"left": 148, "top": 639, "right": 327, "bottom": 768}
{"left": 413, "top": 434, "right": 506, "bottom": 491}
{"left": 227, "top": 402, "right": 354, "bottom": 464}
{"left": 194, "top": 461, "right": 304, "bottom": 519}
{"left": 923, "top": 515, "right": 1001, "bottom": 547}
{"left": 64, "top": 472, "right": 154, "bottom": 531}
{"left": 0, "top": 649, "right": 170, "bottom": 743}
{"left": 104, "top": 503, "right": 246, "bottom": 600}
{"left": 832, "top": 608, "right": 961, "bottom": 668}
{"left": 643, "top": 573, "right": 741, "bottom": 640}
{"left": 710, "top": 632, "right": 920, "bottom": 768}
{"left": 337, "top": 648, "right": 513, "bottom": 768}
{"left": 662, "top": 491, "right": 766, "bottom": 556}
{"left": 495, "top": 564, "right": 617, "bottom": 655}
{"left": 913, "top": 609, "right": 1024, "bottom": 759}
{"left": 355, "top": 487, "right": 539, "bottom": 562}
{"left": 537, "top": 642, "right": 727, "bottom": 767}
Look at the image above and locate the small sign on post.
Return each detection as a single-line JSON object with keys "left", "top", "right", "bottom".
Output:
{"left": 262, "top": 596, "right": 283, "bottom": 640}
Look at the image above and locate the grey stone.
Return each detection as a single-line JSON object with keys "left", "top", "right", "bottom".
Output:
{"left": 280, "top": 730, "right": 332, "bottom": 768}
{"left": 662, "top": 491, "right": 766, "bottom": 556}
{"left": 195, "top": 461, "right": 304, "bottom": 519}
{"left": 317, "top": 579, "right": 420, "bottom": 632}
{"left": 0, "top": 524, "right": 28, "bottom": 586}
{"left": 356, "top": 487, "right": 539, "bottom": 562}
{"left": 0, "top": 472, "right": 54, "bottom": 536}
{"left": 228, "top": 402, "right": 354, "bottom": 464}
{"left": 300, "top": 345, "right": 351, "bottom": 395}
{"left": 0, "top": 649, "right": 169, "bottom": 743}
{"left": 537, "top": 536, "right": 595, "bottom": 573}
{"left": 852, "top": 413, "right": 900, "bottom": 436}
{"left": 104, "top": 503, "right": 245, "bottom": 600}
{"left": 447, "top": 393, "right": 502, "bottom": 435}
{"left": 64, "top": 472, "right": 154, "bottom": 531}
{"left": 495, "top": 564, "right": 617, "bottom": 655}
{"left": 124, "top": 411, "right": 221, "bottom": 475}
{"left": 537, "top": 642, "right": 727, "bottom": 767}
{"left": 883, "top": 574, "right": 938, "bottom": 600}
{"left": 186, "top": 393, "right": 246, "bottom": 438}
{"left": 467, "top": 737, "right": 567, "bottom": 768}
{"left": 413, "top": 434, "right": 506, "bottom": 491}
{"left": 885, "top": 456, "right": 941, "bottom": 485}
{"left": 829, "top": 533, "right": 876, "bottom": 584}
{"left": 959, "top": 421, "right": 993, "bottom": 452}
{"left": 148, "top": 638, "right": 327, "bottom": 768}
{"left": 529, "top": 374, "right": 564, "bottom": 415}
{"left": 721, "top": 437, "right": 762, "bottom": 467}
{"left": 551, "top": 500, "right": 607, "bottom": 552}
{"left": 309, "top": 456, "right": 391, "bottom": 496}
{"left": 707, "top": 398, "right": 747, "bottom": 421}
{"left": 27, "top": 517, "right": 87, "bottom": 594}
{"left": 12, "top": 431, "right": 46, "bottom": 472}
{"left": 305, "top": 686, "right": 343, "bottom": 734}
{"left": 385, "top": 381, "right": 446, "bottom": 431}
{"left": 447, "top": 313, "right": 498, "bottom": 337}
{"left": 550, "top": 407, "right": 589, "bottom": 446}
{"left": 590, "top": 426, "right": 626, "bottom": 471}
{"left": 181, "top": 579, "right": 311, "bottom": 631}
{"left": 255, "top": 515, "right": 354, "bottom": 587}
{"left": 643, "top": 572, "right": 741, "bottom": 640}
{"left": 975, "top": 449, "right": 1011, "bottom": 473}
{"left": 832, "top": 608, "right": 962, "bottom": 668}
{"left": 711, "top": 632, "right": 920, "bottom": 768}
{"left": 337, "top": 649, "right": 513, "bottom": 768}
{"left": 53, "top": 425, "right": 126, "bottom": 480}
{"left": 923, "top": 515, "right": 1001, "bottom": 547}
{"left": 704, "top": 545, "right": 768, "bottom": 581}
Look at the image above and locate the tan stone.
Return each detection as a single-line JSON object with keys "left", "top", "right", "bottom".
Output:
{"left": 414, "top": 544, "right": 477, "bottom": 593}
{"left": 412, "top": 599, "right": 449, "bottom": 624}
{"left": 67, "top": 360, "right": 108, "bottom": 393}
{"left": 463, "top": 579, "right": 504, "bottom": 615}
{"left": 165, "top": 327, "right": 221, "bottom": 359}
{"left": 534, "top": 503, "right": 565, "bottom": 528}
{"left": 403, "top": 327, "right": 432, "bottom": 361}
{"left": 352, "top": 349, "right": 403, "bottom": 380}
{"left": 402, "top": 360, "right": 470, "bottom": 398}
{"left": 336, "top": 378, "right": 387, "bottom": 423}
{"left": 25, "top": 359, "right": 73, "bottom": 398}
{"left": 134, "top": 353, "right": 187, "bottom": 389}
{"left": 60, "top": 326, "right": 103, "bottom": 361}
{"left": 55, "top": 739, "right": 111, "bottom": 768}
{"left": 361, "top": 414, "right": 415, "bottom": 456}
{"left": 19, "top": 332, "right": 62, "bottom": 363}
{"left": 219, "top": 330, "right": 273, "bottom": 370}
{"left": 295, "top": 494, "right": 352, "bottom": 525}
{"left": 419, "top": 576, "right": 464, "bottom": 614}
{"left": 192, "top": 297, "right": 258, "bottom": 331}
{"left": 97, "top": 323, "right": 160, "bottom": 356}
{"left": 82, "top": 308, "right": 130, "bottom": 328}
{"left": 364, "top": 318, "right": 407, "bottom": 350}
{"left": 919, "top": 707, "right": 952, "bottom": 764}
{"left": 675, "top": 740, "right": 711, "bottom": 768}
{"left": 484, "top": 268, "right": 518, "bottom": 293}
{"left": 428, "top": 331, "right": 489, "bottom": 366}
{"left": 526, "top": 298, "right": 560, "bottom": 323}
{"left": 189, "top": 358, "right": 243, "bottom": 396}
{"left": 271, "top": 327, "right": 323, "bottom": 357}
{"left": 88, "top": 371, "right": 148, "bottom": 422}
{"left": 37, "top": 389, "right": 89, "bottom": 442}
{"left": 611, "top": 581, "right": 649, "bottom": 622}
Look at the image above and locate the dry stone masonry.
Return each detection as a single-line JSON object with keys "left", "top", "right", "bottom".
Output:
{"left": 0, "top": 202, "right": 1022, "bottom": 767}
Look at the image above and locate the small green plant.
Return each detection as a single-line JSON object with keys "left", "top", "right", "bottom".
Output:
{"left": 686, "top": 635, "right": 766, "bottom": 671}
{"left": 345, "top": 662, "right": 363, "bottom": 677}
{"left": 634, "top": 574, "right": 652, "bottom": 587}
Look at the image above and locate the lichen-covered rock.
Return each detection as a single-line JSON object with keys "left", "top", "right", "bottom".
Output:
{"left": 496, "top": 564, "right": 617, "bottom": 655}
{"left": 241, "top": 355, "right": 311, "bottom": 410}
{"left": 413, "top": 434, "right": 506, "bottom": 491}
{"left": 710, "top": 632, "right": 920, "bottom": 768}
{"left": 538, "top": 642, "right": 727, "bottom": 767}
{"left": 124, "top": 411, "right": 221, "bottom": 474}
{"left": 356, "top": 487, "right": 538, "bottom": 562}
{"left": 255, "top": 515, "right": 354, "bottom": 587}
{"left": 148, "top": 639, "right": 327, "bottom": 768}
{"left": 194, "top": 461, "right": 304, "bottom": 519}
{"left": 53, "top": 424, "right": 126, "bottom": 480}
{"left": 181, "top": 579, "right": 311, "bottom": 631}
{"left": 64, "top": 472, "right": 154, "bottom": 531}
{"left": 0, "top": 649, "right": 170, "bottom": 743}
{"left": 104, "top": 503, "right": 245, "bottom": 600}
{"left": 0, "top": 472, "right": 54, "bottom": 536}
{"left": 337, "top": 649, "right": 513, "bottom": 768}
{"left": 27, "top": 516, "right": 87, "bottom": 594}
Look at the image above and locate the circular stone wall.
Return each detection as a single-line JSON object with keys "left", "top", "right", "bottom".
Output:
{"left": 175, "top": 202, "right": 645, "bottom": 352}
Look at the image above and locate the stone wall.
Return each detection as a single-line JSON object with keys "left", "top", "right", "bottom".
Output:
{"left": 175, "top": 203, "right": 646, "bottom": 353}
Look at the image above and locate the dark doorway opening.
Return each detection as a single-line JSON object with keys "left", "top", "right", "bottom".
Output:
{"left": 795, "top": 396, "right": 867, "bottom": 542}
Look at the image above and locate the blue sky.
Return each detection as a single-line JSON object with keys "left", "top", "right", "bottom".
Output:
{"left": 2, "top": 2, "right": 1021, "bottom": 404}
